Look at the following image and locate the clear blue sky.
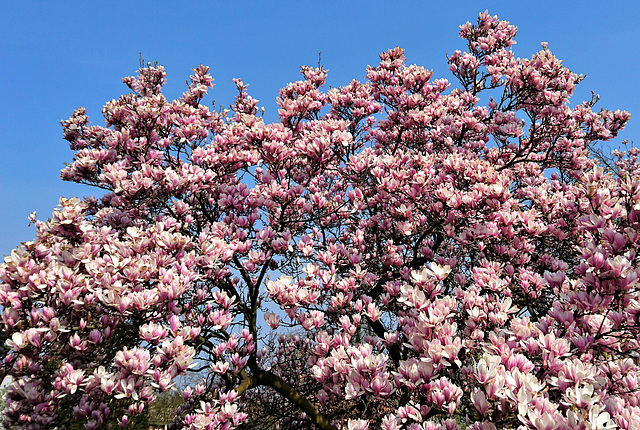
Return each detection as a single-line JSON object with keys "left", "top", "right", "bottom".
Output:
{"left": 2, "top": 1, "right": 639, "bottom": 255}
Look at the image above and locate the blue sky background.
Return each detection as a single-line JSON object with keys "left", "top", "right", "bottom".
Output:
{"left": 2, "top": 1, "right": 639, "bottom": 255}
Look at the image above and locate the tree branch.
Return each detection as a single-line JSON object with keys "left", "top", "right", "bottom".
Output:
{"left": 237, "top": 368, "right": 336, "bottom": 430}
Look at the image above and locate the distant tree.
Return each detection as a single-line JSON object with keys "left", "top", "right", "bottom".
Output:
{"left": 0, "top": 384, "right": 7, "bottom": 430}
{"left": 149, "top": 389, "right": 185, "bottom": 427}
{"left": 2, "top": 11, "right": 639, "bottom": 430}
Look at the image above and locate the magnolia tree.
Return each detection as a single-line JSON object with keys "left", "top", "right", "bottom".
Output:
{"left": 2, "top": 11, "right": 640, "bottom": 430}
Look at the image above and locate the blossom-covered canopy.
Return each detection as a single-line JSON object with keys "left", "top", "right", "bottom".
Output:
{"left": 1, "top": 11, "right": 639, "bottom": 430}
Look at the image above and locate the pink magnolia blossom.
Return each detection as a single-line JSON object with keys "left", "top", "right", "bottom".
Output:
{"left": 1, "top": 11, "right": 638, "bottom": 430}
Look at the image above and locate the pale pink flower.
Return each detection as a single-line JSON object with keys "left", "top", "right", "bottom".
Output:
{"left": 264, "top": 311, "right": 280, "bottom": 329}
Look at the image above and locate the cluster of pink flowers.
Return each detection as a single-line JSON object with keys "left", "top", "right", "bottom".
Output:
{"left": 1, "top": 11, "right": 638, "bottom": 430}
